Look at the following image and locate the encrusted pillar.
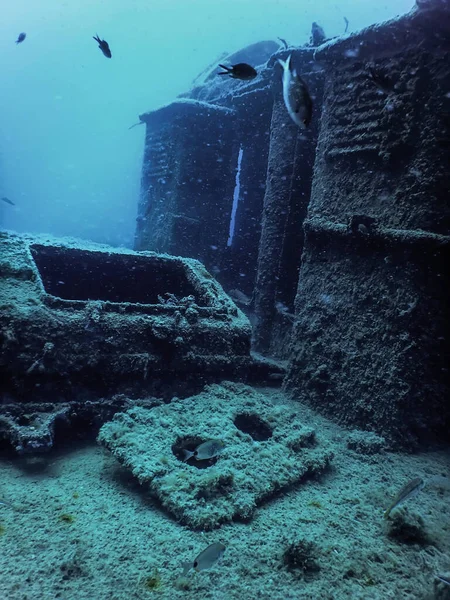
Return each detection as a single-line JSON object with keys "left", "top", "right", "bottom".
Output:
{"left": 253, "top": 49, "right": 323, "bottom": 356}
{"left": 284, "top": 4, "right": 450, "bottom": 448}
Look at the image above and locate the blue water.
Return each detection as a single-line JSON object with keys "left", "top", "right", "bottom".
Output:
{"left": 0, "top": 0, "right": 414, "bottom": 247}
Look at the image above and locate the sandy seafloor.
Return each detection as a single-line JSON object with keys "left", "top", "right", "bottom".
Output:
{"left": 0, "top": 387, "right": 449, "bottom": 600}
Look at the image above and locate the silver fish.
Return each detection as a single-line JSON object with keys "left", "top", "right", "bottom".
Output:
{"left": 384, "top": 477, "right": 425, "bottom": 519}
{"left": 182, "top": 542, "right": 226, "bottom": 576}
{"left": 278, "top": 54, "right": 313, "bottom": 128}
{"left": 182, "top": 439, "right": 225, "bottom": 462}
{"left": 436, "top": 574, "right": 450, "bottom": 586}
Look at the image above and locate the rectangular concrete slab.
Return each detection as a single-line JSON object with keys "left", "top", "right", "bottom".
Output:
{"left": 98, "top": 382, "right": 334, "bottom": 530}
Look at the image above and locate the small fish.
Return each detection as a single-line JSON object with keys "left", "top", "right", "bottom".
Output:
{"left": 384, "top": 477, "right": 425, "bottom": 519}
{"left": 93, "top": 35, "right": 112, "bottom": 58}
{"left": 344, "top": 17, "right": 349, "bottom": 33}
{"left": 16, "top": 33, "right": 26, "bottom": 45}
{"left": 278, "top": 54, "right": 313, "bottom": 128}
{"left": 367, "top": 66, "right": 395, "bottom": 94}
{"left": 218, "top": 63, "right": 257, "bottom": 80}
{"left": 1, "top": 197, "right": 15, "bottom": 206}
{"left": 436, "top": 574, "right": 450, "bottom": 586}
{"left": 278, "top": 37, "right": 289, "bottom": 50}
{"left": 182, "top": 542, "right": 226, "bottom": 576}
{"left": 182, "top": 439, "right": 225, "bottom": 462}
{"left": 0, "top": 499, "right": 13, "bottom": 508}
{"left": 310, "top": 22, "right": 326, "bottom": 46}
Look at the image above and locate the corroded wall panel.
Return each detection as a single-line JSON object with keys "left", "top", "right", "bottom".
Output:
{"left": 134, "top": 100, "right": 237, "bottom": 266}
{"left": 285, "top": 6, "right": 450, "bottom": 448}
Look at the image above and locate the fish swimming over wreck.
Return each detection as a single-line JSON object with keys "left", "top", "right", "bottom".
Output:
{"left": 182, "top": 439, "right": 225, "bottom": 462}
{"left": 278, "top": 54, "right": 313, "bottom": 128}
{"left": 181, "top": 542, "right": 226, "bottom": 576}
{"left": 218, "top": 63, "right": 257, "bottom": 80}
{"left": 384, "top": 477, "right": 425, "bottom": 519}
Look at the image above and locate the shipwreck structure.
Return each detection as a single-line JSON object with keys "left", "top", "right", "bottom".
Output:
{"left": 135, "top": 40, "right": 325, "bottom": 359}
{"left": 0, "top": 232, "right": 284, "bottom": 453}
{"left": 134, "top": 1, "right": 450, "bottom": 449}
{"left": 0, "top": 0, "right": 448, "bottom": 454}
{"left": 284, "top": 3, "right": 450, "bottom": 448}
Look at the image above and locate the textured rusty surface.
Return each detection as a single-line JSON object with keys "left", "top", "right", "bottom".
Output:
{"left": 252, "top": 49, "right": 323, "bottom": 356}
{"left": 0, "top": 231, "right": 257, "bottom": 451}
{"left": 284, "top": 6, "right": 450, "bottom": 449}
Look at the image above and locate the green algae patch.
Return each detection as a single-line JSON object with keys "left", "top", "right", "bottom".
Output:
{"left": 99, "top": 382, "right": 333, "bottom": 530}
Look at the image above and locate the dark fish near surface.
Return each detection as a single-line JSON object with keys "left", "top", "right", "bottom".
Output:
{"left": 93, "top": 35, "right": 112, "bottom": 58}
{"left": 1, "top": 197, "right": 15, "bottom": 206}
{"left": 218, "top": 63, "right": 257, "bottom": 80}
{"left": 367, "top": 66, "right": 395, "bottom": 94}
{"left": 278, "top": 54, "right": 313, "bottom": 128}
{"left": 182, "top": 542, "right": 226, "bottom": 576}
{"left": 344, "top": 17, "right": 349, "bottom": 33}
{"left": 278, "top": 37, "right": 289, "bottom": 50}
{"left": 16, "top": 32, "right": 26, "bottom": 44}
{"left": 384, "top": 477, "right": 425, "bottom": 519}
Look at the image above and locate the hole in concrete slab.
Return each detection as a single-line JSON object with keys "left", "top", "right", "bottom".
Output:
{"left": 172, "top": 436, "right": 218, "bottom": 469}
{"left": 233, "top": 413, "right": 273, "bottom": 441}
{"left": 30, "top": 244, "right": 199, "bottom": 305}
{"left": 17, "top": 414, "right": 32, "bottom": 427}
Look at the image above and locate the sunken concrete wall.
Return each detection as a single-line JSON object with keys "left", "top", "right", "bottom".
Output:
{"left": 284, "top": 5, "right": 450, "bottom": 449}
{"left": 0, "top": 231, "right": 252, "bottom": 402}
{"left": 135, "top": 42, "right": 279, "bottom": 302}
{"left": 134, "top": 99, "right": 237, "bottom": 266}
{"left": 252, "top": 49, "right": 324, "bottom": 358}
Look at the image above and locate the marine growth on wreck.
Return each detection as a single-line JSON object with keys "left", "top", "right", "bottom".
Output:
{"left": 0, "top": 1, "right": 449, "bottom": 599}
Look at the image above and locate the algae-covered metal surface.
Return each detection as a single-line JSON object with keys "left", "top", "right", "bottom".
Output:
{"left": 98, "top": 381, "right": 334, "bottom": 529}
{"left": 0, "top": 231, "right": 254, "bottom": 452}
{"left": 284, "top": 6, "right": 450, "bottom": 450}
